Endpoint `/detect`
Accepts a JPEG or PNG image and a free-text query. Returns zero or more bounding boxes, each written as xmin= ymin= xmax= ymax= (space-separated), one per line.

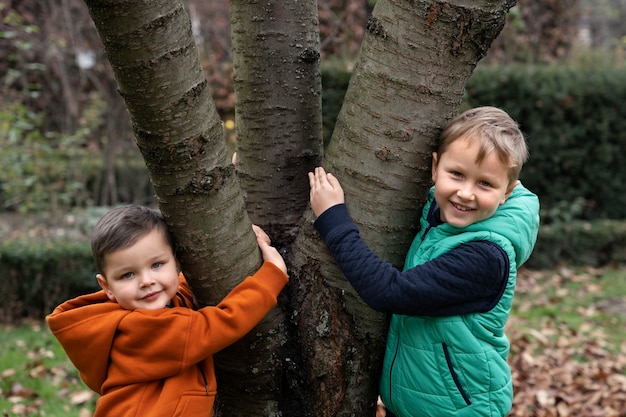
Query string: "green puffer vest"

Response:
xmin=379 ymin=185 xmax=539 ymax=417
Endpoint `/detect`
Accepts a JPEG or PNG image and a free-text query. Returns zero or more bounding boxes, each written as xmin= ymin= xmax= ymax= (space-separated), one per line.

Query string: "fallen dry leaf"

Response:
xmin=79 ymin=407 xmax=93 ymax=417
xmin=1 ymin=368 xmax=17 ymax=379
xmin=70 ymin=389 xmax=95 ymax=405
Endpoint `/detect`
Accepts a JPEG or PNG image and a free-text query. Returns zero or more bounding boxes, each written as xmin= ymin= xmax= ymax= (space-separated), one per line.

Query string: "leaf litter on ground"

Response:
xmin=508 ymin=265 xmax=626 ymax=416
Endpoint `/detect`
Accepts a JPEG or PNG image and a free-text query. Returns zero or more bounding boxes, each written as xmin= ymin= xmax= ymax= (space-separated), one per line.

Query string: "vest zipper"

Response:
xmin=442 ymin=342 xmax=471 ymax=406
xmin=387 ymin=323 xmax=401 ymax=410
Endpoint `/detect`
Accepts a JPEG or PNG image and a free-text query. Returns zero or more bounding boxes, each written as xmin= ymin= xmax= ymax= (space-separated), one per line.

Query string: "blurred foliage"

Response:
xmin=0 ymin=103 xmax=91 ymax=214
xmin=3 ymin=0 xmax=625 ymax=217
xmin=4 ymin=61 xmax=626 ymax=222
xmin=321 ymin=63 xmax=351 ymax=145
xmin=0 ymin=237 xmax=96 ymax=322
xmin=485 ymin=0 xmax=580 ymax=65
xmin=0 ymin=102 xmax=154 ymax=214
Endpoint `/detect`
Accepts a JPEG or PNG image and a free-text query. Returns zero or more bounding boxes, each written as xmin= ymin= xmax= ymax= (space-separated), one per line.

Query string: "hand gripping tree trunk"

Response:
xmin=81 ymin=0 xmax=515 ymax=415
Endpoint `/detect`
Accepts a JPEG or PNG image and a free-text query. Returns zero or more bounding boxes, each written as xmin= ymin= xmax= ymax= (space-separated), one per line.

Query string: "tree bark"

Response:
xmin=231 ymin=0 xmax=324 ymax=244
xmin=211 ymin=1 xmax=324 ymax=414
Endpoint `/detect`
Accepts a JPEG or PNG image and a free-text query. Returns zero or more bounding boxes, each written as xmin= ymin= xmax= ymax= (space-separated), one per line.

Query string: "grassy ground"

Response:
xmin=512 ymin=265 xmax=626 ymax=353
xmin=0 ymin=322 xmax=95 ymax=416
xmin=0 ymin=265 xmax=625 ymax=416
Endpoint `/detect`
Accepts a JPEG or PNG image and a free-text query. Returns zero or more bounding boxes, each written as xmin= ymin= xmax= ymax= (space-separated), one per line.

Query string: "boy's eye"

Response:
xmin=151 ymin=262 xmax=162 ymax=269
xmin=120 ymin=272 xmax=134 ymax=280
xmin=479 ymin=180 xmax=491 ymax=187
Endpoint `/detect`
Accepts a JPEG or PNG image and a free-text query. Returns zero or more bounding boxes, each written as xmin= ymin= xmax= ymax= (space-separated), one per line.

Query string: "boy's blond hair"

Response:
xmin=438 ymin=106 xmax=528 ymax=183
xmin=91 ymin=205 xmax=174 ymax=274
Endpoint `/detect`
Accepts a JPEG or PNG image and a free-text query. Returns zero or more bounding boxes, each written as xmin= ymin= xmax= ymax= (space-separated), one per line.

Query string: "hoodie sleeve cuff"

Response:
xmin=256 ymin=261 xmax=289 ymax=296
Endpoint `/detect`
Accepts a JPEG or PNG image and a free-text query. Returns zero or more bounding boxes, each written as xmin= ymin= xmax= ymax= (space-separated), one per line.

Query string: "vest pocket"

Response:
xmin=440 ymin=342 xmax=472 ymax=408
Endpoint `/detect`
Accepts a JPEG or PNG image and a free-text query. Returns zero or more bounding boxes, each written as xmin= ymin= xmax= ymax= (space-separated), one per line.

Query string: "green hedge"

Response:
xmin=0 ymin=208 xmax=110 ymax=322
xmin=321 ymin=67 xmax=351 ymax=145
xmin=528 ymin=220 xmax=626 ymax=269
xmin=0 ymin=238 xmax=97 ymax=322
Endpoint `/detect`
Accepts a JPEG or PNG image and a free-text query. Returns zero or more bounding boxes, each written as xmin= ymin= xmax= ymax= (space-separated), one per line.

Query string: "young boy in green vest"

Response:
xmin=308 ymin=106 xmax=540 ymax=416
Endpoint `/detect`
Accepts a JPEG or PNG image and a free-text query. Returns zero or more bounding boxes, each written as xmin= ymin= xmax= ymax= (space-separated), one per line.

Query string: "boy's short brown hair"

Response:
xmin=438 ymin=106 xmax=528 ymax=183
xmin=91 ymin=205 xmax=173 ymax=274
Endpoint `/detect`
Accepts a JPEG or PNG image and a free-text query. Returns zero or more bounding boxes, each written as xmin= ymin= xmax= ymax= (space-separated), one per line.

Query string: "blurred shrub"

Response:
xmin=0 ymin=103 xmax=154 ymax=214
xmin=0 ymin=236 xmax=96 ymax=322
xmin=528 ymin=219 xmax=626 ymax=269
xmin=0 ymin=103 xmax=90 ymax=213
xmin=0 ymin=207 xmax=112 ymax=322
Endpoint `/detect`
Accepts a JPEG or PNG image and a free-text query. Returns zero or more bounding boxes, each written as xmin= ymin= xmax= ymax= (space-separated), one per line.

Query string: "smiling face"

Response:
xmin=96 ymin=228 xmax=180 ymax=310
xmin=431 ymin=135 xmax=518 ymax=228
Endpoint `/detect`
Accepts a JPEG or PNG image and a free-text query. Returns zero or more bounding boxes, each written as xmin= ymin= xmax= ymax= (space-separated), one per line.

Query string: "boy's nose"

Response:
xmin=457 ymin=184 xmax=475 ymax=200
xmin=138 ymin=272 xmax=156 ymax=287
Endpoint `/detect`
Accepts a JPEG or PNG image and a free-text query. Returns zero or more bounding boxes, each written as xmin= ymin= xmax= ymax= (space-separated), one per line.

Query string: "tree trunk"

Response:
xmin=288 ymin=0 xmax=515 ymax=415
xmin=212 ymin=1 xmax=324 ymax=414
xmin=81 ymin=0 xmax=515 ymax=415
xmin=230 ymin=0 xmax=324 ymax=244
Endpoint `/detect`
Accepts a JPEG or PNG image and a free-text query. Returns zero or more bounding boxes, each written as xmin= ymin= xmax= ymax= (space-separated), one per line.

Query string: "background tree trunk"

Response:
xmin=82 ymin=0 xmax=515 ymax=415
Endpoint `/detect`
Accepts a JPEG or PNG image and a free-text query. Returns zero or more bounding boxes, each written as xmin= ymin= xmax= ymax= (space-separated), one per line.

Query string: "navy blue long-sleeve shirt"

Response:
xmin=313 ymin=203 xmax=510 ymax=317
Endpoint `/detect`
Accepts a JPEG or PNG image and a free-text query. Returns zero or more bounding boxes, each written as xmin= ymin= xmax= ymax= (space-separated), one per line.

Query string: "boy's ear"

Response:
xmin=500 ymin=180 xmax=520 ymax=205
xmin=96 ymin=273 xmax=116 ymax=301
xmin=431 ymin=152 xmax=439 ymax=183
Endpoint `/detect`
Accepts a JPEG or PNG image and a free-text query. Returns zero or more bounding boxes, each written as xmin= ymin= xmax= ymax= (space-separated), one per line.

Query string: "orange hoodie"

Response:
xmin=46 ymin=261 xmax=288 ymax=417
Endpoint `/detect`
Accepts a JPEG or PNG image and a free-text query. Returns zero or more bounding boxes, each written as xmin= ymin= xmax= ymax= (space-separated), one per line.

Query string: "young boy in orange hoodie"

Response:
xmin=46 ymin=205 xmax=288 ymax=416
